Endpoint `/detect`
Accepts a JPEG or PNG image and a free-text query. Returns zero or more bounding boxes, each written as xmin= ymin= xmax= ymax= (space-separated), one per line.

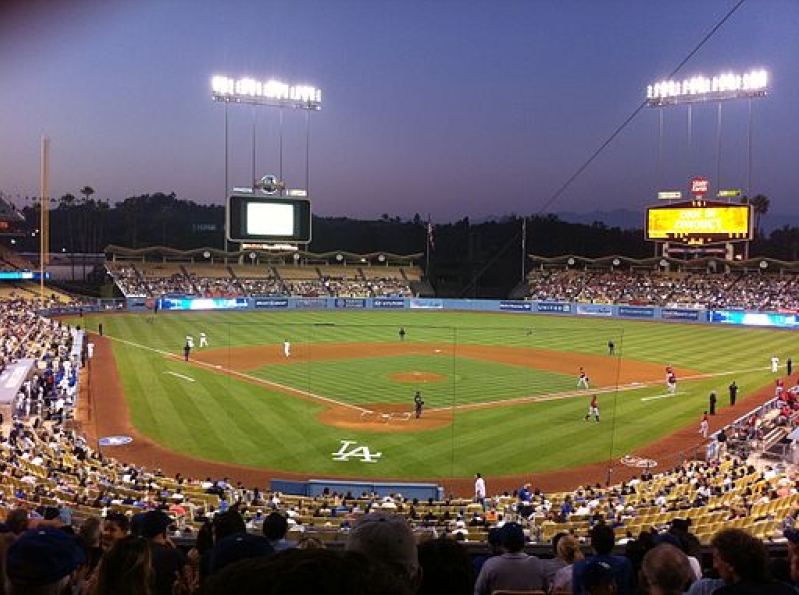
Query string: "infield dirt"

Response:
xmin=81 ymin=336 xmax=777 ymax=496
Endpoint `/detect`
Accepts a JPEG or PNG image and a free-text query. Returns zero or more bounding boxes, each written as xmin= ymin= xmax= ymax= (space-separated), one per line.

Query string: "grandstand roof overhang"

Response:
xmin=104 ymin=245 xmax=422 ymax=267
xmin=527 ymin=254 xmax=799 ymax=273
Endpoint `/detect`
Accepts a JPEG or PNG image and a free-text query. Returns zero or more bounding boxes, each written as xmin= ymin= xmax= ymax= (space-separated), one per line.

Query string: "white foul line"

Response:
xmin=166 ymin=371 xmax=195 ymax=382
xmin=110 ymin=336 xmax=370 ymax=414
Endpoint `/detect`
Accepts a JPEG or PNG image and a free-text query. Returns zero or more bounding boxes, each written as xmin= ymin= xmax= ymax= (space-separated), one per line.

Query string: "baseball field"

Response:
xmin=74 ymin=309 xmax=793 ymax=492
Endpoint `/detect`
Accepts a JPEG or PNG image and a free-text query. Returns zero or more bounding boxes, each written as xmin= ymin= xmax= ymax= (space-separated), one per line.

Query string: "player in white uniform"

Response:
xmin=577 ymin=368 xmax=589 ymax=389
xmin=283 ymin=340 xmax=291 ymax=358
xmin=772 ymin=355 xmax=780 ymax=373
xmin=186 ymin=335 xmax=194 ymax=349
xmin=199 ymin=332 xmax=208 ymax=348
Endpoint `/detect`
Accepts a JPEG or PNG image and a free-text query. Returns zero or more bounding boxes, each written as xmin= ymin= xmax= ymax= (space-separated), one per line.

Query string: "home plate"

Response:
xmin=434 ymin=349 xmax=441 ymax=353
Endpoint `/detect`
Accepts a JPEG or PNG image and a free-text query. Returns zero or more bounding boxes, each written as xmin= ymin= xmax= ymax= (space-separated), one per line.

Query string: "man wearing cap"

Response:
xmin=345 ymin=512 xmax=422 ymax=595
xmin=572 ymin=523 xmax=634 ymax=595
xmin=474 ymin=522 xmax=545 ymax=595
xmin=140 ymin=509 xmax=186 ymax=595
xmin=5 ymin=527 xmax=86 ymax=595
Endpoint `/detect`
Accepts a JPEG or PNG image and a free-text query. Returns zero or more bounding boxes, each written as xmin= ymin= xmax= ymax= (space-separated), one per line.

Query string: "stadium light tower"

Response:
xmin=646 ymin=69 xmax=769 ymax=199
xmin=211 ymin=75 xmax=322 ymax=252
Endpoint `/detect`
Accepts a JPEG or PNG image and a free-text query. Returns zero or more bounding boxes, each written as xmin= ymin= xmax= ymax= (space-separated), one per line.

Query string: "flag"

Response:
xmin=427 ymin=222 xmax=435 ymax=251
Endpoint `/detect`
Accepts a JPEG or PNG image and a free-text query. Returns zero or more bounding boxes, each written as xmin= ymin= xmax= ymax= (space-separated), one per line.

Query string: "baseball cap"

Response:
xmin=582 ymin=560 xmax=615 ymax=589
xmin=209 ymin=533 xmax=274 ymax=574
xmin=139 ymin=510 xmax=173 ymax=539
xmin=6 ymin=528 xmax=86 ymax=586
xmin=784 ymin=528 xmax=799 ymax=544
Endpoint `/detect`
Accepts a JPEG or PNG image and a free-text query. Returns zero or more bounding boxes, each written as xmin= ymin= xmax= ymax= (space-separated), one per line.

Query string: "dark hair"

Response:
xmin=711 ymin=528 xmax=770 ymax=582
xmin=590 ymin=523 xmax=615 ymax=555
xmin=93 ymin=535 xmax=153 ymax=595
xmin=104 ymin=512 xmax=130 ymax=533
xmin=213 ymin=510 xmax=246 ymax=542
xmin=5 ymin=509 xmax=29 ymax=534
xmin=417 ymin=538 xmax=472 ymax=595
xmin=500 ymin=522 xmax=525 ymax=552
xmin=262 ymin=512 xmax=289 ymax=541
xmin=201 ymin=548 xmax=407 ymax=595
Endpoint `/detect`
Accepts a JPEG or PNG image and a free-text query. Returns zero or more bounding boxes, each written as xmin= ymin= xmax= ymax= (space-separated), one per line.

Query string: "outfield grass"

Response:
xmin=76 ymin=310 xmax=794 ymax=480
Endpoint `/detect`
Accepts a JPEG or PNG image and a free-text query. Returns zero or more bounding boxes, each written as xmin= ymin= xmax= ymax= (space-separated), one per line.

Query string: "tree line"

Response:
xmin=5 ymin=189 xmax=799 ymax=296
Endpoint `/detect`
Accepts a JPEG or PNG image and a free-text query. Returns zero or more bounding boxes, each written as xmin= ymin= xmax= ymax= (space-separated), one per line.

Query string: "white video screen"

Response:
xmin=246 ymin=202 xmax=294 ymax=236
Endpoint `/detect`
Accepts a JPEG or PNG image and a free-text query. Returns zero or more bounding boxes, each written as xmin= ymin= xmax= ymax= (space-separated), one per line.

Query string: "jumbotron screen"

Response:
xmin=646 ymin=202 xmax=752 ymax=245
xmin=226 ymin=194 xmax=312 ymax=243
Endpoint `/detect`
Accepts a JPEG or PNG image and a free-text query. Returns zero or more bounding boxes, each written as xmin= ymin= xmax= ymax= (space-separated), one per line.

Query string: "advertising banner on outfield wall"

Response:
xmin=373 ymin=298 xmax=405 ymax=309
xmin=710 ymin=310 xmax=799 ymax=328
xmin=499 ymin=301 xmax=532 ymax=312
xmin=254 ymin=298 xmax=289 ymax=309
xmin=294 ymin=298 xmax=328 ymax=310
xmin=334 ymin=298 xmax=366 ymax=309
xmin=576 ymin=304 xmax=613 ymax=317
xmin=410 ymin=298 xmax=444 ymax=310
xmin=617 ymin=306 xmax=655 ymax=318
xmin=159 ymin=297 xmax=249 ymax=311
xmin=536 ymin=302 xmax=571 ymax=313
xmin=661 ymin=308 xmax=702 ymax=321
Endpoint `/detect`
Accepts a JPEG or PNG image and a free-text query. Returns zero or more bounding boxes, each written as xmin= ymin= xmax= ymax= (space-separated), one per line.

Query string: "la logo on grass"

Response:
xmin=332 ymin=440 xmax=382 ymax=463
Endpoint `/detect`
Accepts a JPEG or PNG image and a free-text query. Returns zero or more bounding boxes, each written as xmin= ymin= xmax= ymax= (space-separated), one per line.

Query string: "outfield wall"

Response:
xmin=92 ymin=296 xmax=799 ymax=329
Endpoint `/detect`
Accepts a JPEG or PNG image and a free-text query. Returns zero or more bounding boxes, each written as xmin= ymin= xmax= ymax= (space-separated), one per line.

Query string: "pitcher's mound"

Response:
xmin=318 ymin=403 xmax=452 ymax=433
xmin=389 ymin=371 xmax=445 ymax=383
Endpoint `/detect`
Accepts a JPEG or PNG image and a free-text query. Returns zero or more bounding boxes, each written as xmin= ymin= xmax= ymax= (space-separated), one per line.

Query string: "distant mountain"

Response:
xmin=556 ymin=209 xmax=799 ymax=234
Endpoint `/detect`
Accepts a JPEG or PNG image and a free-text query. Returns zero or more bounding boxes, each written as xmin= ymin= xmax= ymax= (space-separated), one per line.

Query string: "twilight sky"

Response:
xmin=1 ymin=0 xmax=797 ymax=223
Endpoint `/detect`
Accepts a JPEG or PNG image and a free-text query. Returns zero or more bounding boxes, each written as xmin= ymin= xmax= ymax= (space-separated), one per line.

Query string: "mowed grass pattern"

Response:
xmin=257 ymin=354 xmax=577 ymax=408
xmin=77 ymin=310 xmax=797 ymax=479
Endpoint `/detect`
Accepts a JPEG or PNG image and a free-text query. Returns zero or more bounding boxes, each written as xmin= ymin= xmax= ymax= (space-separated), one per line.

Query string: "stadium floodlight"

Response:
xmin=646 ymin=69 xmax=768 ymax=106
xmin=211 ymin=75 xmax=321 ymax=110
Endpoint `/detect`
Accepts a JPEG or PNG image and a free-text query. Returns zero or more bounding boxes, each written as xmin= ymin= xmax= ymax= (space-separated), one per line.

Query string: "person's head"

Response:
xmin=5 ymin=527 xmax=86 ymax=595
xmin=711 ymin=527 xmax=769 ymax=584
xmin=93 ymin=534 xmax=153 ymax=595
xmin=213 ymin=509 xmax=247 ymax=542
xmin=78 ymin=516 xmax=102 ymax=548
xmin=486 ymin=527 xmax=503 ymax=553
xmin=499 ymin=522 xmax=526 ymax=553
xmin=590 ymin=523 xmax=616 ymax=555
xmin=416 ymin=538 xmax=472 ymax=595
xmin=297 ymin=536 xmax=325 ymax=549
xmin=138 ymin=510 xmax=172 ymax=541
xmin=101 ymin=512 xmax=130 ymax=549
xmin=262 ymin=511 xmax=289 ymax=541
xmin=640 ymin=543 xmax=693 ymax=595
xmin=203 ymin=547 xmax=406 ymax=595
xmin=345 ymin=512 xmax=421 ymax=594
xmin=556 ymin=534 xmax=584 ymax=564
xmin=550 ymin=530 xmax=567 ymax=555
xmin=209 ymin=533 xmax=274 ymax=576
xmin=582 ymin=560 xmax=616 ymax=595
xmin=5 ymin=508 xmax=30 ymax=534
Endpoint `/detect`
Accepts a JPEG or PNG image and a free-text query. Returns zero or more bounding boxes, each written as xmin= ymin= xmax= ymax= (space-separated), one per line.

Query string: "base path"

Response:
xmin=79 ymin=335 xmax=775 ymax=497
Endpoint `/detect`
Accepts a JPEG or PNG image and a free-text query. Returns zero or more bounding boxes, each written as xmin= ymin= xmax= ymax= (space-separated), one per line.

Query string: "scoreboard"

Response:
xmin=646 ymin=201 xmax=752 ymax=245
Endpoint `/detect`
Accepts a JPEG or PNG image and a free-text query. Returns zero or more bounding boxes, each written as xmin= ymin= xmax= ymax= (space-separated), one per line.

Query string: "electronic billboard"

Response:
xmin=226 ymin=194 xmax=311 ymax=243
xmin=646 ymin=201 xmax=752 ymax=245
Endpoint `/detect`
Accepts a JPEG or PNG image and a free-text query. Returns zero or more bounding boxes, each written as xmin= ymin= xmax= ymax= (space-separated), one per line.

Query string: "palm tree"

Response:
xmin=742 ymin=194 xmax=770 ymax=238
xmin=80 ymin=185 xmax=95 ymax=203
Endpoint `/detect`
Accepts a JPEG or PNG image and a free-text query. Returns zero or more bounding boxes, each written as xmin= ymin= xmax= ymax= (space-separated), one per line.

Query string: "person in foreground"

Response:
xmin=473 ymin=522 xmax=545 ymax=595
xmin=710 ymin=527 xmax=796 ymax=594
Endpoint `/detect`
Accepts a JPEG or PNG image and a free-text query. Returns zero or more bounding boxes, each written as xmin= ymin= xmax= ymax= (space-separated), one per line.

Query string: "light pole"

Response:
xmin=211 ymin=76 xmax=321 ymax=252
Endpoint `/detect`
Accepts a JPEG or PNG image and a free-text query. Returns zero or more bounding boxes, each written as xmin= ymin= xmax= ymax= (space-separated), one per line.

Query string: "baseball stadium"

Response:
xmin=3 ymin=3 xmax=799 ymax=592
